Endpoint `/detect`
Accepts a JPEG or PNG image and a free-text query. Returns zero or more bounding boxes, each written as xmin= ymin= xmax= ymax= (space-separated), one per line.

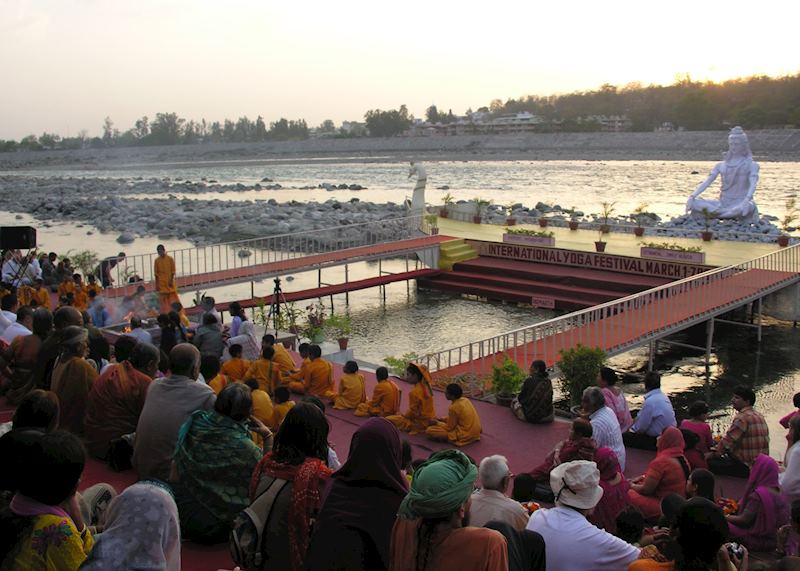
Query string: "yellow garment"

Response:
xmin=273 ymin=400 xmax=296 ymax=427
xmin=221 ymin=357 xmax=251 ymax=381
xmin=154 ymin=254 xmax=177 ymax=294
xmin=246 ymin=358 xmax=281 ymax=394
xmin=355 ymin=380 xmax=401 ymax=417
xmin=271 ymin=343 xmax=295 ymax=371
xmin=284 ymin=357 xmax=310 ymax=383
xmin=208 ymin=373 xmax=234 ymax=395
xmin=387 ymin=381 xmax=436 ymax=434
xmin=251 ymin=388 xmax=275 ymax=429
xmin=288 ymin=358 xmax=335 ymax=398
xmin=73 ymin=288 xmax=88 ymax=311
xmin=426 ymin=397 xmax=482 ymax=446
xmin=333 ymin=372 xmax=366 ymax=410
xmin=2 ymin=514 xmax=94 ymax=571
xmin=58 ymin=280 xmax=76 ymax=298
xmin=178 ymin=311 xmax=190 ymax=328
xmin=28 ymin=286 xmax=51 ymax=309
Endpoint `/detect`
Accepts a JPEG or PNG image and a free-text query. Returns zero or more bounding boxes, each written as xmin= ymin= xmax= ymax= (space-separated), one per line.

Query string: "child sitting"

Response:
xmin=333 ymin=360 xmax=366 ymax=410
xmin=681 ymin=428 xmax=708 ymax=470
xmin=220 ymin=344 xmax=250 ymax=381
xmin=272 ymin=386 xmax=295 ymax=427
xmin=679 ymin=400 xmax=714 ymax=454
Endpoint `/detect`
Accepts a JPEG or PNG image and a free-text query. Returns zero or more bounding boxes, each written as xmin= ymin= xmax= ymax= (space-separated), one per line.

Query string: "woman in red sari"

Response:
xmin=628 ymin=427 xmax=689 ymax=520
xmin=589 ymin=447 xmax=630 ymax=532
xmin=248 ymin=402 xmax=333 ymax=571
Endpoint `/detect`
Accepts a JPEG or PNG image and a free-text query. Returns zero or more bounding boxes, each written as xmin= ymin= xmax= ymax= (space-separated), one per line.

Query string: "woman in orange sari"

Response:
xmin=50 ymin=326 xmax=98 ymax=436
xmin=628 ymin=427 xmax=690 ymax=520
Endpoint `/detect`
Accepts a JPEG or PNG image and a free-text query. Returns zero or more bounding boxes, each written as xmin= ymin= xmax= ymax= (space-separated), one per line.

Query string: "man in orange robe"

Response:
xmin=154 ymin=245 xmax=179 ymax=314
xmin=287 ymin=344 xmax=334 ymax=398
xmin=426 ymin=383 xmax=482 ymax=446
xmin=387 ymin=362 xmax=436 ymax=435
xmin=355 ymin=366 xmax=400 ymax=417
xmin=262 ymin=333 xmax=295 ymax=371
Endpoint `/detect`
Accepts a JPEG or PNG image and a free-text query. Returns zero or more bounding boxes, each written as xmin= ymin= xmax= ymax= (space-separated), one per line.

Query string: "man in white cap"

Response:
xmin=527 ymin=460 xmax=640 ymax=570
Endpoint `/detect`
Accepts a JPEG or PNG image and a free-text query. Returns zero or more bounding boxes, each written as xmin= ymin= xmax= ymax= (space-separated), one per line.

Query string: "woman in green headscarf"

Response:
xmin=390 ymin=449 xmax=509 ymax=571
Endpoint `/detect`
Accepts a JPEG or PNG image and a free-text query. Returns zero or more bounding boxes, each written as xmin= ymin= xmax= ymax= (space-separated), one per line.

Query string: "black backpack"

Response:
xmin=230 ymin=477 xmax=289 ymax=571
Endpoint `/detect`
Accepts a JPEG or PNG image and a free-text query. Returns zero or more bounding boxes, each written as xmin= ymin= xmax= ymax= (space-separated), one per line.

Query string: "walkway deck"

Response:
xmin=104 ymin=234 xmax=450 ymax=298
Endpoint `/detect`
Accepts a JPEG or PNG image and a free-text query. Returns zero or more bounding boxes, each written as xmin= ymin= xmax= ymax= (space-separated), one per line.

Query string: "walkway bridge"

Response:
xmin=104 ymin=214 xmax=442 ymax=299
xmin=422 ymin=244 xmax=800 ymax=380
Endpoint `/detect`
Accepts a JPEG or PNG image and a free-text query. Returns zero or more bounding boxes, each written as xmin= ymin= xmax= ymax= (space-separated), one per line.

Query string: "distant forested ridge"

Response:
xmin=2 ymin=73 xmax=798 ymax=151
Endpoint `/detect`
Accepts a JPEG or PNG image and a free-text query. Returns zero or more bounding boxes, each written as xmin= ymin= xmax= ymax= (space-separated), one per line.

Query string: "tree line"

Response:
xmin=2 ymin=73 xmax=798 ymax=151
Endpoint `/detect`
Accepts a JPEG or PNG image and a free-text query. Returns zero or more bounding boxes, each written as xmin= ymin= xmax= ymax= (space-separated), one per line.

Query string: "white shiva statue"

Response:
xmin=407 ymin=161 xmax=427 ymax=214
xmin=685 ymin=126 xmax=760 ymax=223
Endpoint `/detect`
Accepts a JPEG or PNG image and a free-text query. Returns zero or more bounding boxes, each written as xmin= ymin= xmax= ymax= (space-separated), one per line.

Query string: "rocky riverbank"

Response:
xmin=0 ymin=175 xmax=407 ymax=245
xmin=0 ymin=130 xmax=798 ymax=171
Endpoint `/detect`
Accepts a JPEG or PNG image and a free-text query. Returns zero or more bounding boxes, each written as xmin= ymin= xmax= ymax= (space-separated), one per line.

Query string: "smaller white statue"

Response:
xmin=407 ymin=161 xmax=427 ymax=214
xmin=685 ymin=126 xmax=760 ymax=223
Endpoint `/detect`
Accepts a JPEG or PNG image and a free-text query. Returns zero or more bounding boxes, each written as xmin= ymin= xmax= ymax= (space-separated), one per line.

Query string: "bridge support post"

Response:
xmin=345 ymin=264 xmax=349 ymax=304
xmin=757 ymin=297 xmax=763 ymax=342
xmin=705 ymin=318 xmax=715 ymax=369
xmin=647 ymin=341 xmax=656 ymax=372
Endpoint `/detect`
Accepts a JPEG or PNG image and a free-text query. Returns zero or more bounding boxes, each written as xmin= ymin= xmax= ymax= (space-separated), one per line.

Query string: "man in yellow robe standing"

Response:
xmin=154 ymin=245 xmax=179 ymax=314
xmin=426 ymin=383 xmax=482 ymax=446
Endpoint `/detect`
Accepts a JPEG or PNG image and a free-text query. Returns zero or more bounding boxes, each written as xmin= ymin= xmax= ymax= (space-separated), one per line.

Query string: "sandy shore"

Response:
xmin=0 ymin=129 xmax=798 ymax=171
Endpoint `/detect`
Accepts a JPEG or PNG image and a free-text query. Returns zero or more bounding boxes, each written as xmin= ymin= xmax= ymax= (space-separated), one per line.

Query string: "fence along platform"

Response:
xmin=104 ymin=214 xmax=440 ymax=297
xmin=423 ymin=243 xmax=800 ymax=379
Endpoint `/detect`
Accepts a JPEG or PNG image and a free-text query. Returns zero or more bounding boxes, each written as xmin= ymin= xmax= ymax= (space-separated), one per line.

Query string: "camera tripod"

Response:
xmin=264 ymin=277 xmax=292 ymax=337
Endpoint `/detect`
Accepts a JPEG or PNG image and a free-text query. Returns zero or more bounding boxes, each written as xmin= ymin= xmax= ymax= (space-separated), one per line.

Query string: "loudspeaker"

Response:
xmin=0 ymin=226 xmax=37 ymax=250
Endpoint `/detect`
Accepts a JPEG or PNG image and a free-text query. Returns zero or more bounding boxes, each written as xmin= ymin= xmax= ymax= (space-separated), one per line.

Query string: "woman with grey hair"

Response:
xmin=171 ymin=382 xmax=270 ymax=544
xmin=582 ymin=386 xmax=626 ymax=471
xmin=50 ymin=325 xmax=97 ymax=435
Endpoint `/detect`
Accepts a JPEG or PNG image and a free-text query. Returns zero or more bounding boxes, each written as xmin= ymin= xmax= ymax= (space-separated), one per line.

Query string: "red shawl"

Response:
xmin=250 ymin=452 xmax=332 ymax=571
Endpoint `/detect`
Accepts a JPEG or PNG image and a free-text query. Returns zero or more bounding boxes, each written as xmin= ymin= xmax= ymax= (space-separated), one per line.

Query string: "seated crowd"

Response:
xmin=0 ymin=281 xmax=796 ymax=571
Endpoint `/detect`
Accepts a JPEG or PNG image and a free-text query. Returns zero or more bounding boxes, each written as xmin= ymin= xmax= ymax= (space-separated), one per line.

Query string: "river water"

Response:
xmin=4 ymin=159 xmax=799 ymax=458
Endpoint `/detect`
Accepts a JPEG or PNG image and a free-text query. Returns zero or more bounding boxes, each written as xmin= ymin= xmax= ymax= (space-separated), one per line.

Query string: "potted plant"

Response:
xmin=503 ymin=228 xmax=555 ymax=247
xmin=303 ymin=302 xmax=326 ymax=343
xmin=472 ymin=197 xmax=491 ymax=224
xmin=778 ymin=198 xmax=798 ymax=247
xmin=491 ymin=354 xmax=526 ymax=407
xmin=505 ymin=203 xmax=517 ymax=226
xmin=425 ymin=213 xmax=439 ymax=235
xmin=324 ymin=313 xmax=352 ymax=350
xmin=631 ymin=202 xmax=649 ymax=237
xmin=440 ymin=192 xmax=454 ymax=218
xmin=595 ymin=229 xmax=607 ymax=252
xmin=557 ymin=344 xmax=606 ymax=407
xmin=538 ymin=216 xmax=549 ymax=228
xmin=599 ymin=201 xmax=615 ymax=234
xmin=568 ymin=207 xmax=580 ymax=231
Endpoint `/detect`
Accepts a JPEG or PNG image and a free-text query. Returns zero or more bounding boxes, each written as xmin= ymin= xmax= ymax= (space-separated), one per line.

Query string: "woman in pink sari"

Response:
xmin=728 ymin=453 xmax=789 ymax=551
xmin=588 ymin=447 xmax=630 ymax=532
xmin=597 ymin=367 xmax=632 ymax=432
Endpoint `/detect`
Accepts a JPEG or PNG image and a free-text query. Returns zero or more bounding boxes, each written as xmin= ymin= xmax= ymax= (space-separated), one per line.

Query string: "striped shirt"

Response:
xmin=590 ymin=406 xmax=626 ymax=471
xmin=719 ymin=406 xmax=769 ymax=466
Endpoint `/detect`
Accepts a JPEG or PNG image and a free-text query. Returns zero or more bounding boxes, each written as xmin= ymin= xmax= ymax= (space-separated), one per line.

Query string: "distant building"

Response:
xmin=340 ymin=121 xmax=368 ymax=137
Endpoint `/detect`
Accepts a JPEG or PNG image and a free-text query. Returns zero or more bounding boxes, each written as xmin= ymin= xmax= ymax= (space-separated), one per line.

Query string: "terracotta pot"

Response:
xmin=595 ymin=241 xmax=607 ymax=252
xmin=430 ymin=227 xmax=439 ymax=235
xmin=495 ymin=394 xmax=514 ymax=407
xmin=634 ymin=227 xmax=645 ymax=237
xmin=778 ymin=235 xmax=790 ymax=247
xmin=569 ymin=220 xmax=579 ymax=231
xmin=506 ymin=217 xmax=517 ymax=226
xmin=701 ymin=231 xmax=713 ymax=242
xmin=600 ymin=224 xmax=610 ymax=234
xmin=439 ymin=209 xmax=449 ymax=218
xmin=337 ymin=337 xmax=349 ymax=351
xmin=538 ymin=218 xmax=549 ymax=228
xmin=473 ymin=216 xmax=482 ymax=224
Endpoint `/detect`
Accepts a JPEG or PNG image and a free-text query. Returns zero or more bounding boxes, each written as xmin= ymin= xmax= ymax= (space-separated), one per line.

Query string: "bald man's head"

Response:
xmin=169 ymin=343 xmax=200 ymax=379
xmin=53 ymin=307 xmax=83 ymax=332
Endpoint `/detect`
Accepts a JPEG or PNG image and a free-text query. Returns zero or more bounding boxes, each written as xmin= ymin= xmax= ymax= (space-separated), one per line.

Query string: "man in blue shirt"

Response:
xmin=623 ymin=371 xmax=677 ymax=450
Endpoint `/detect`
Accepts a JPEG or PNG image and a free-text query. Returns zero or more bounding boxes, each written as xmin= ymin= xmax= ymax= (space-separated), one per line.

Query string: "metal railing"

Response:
xmin=422 ymin=242 xmax=800 ymax=378
xmin=110 ymin=214 xmax=423 ymax=295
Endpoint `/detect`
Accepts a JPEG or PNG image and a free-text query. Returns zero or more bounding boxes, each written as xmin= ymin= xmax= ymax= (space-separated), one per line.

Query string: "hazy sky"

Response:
xmin=1 ymin=0 xmax=798 ymax=139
